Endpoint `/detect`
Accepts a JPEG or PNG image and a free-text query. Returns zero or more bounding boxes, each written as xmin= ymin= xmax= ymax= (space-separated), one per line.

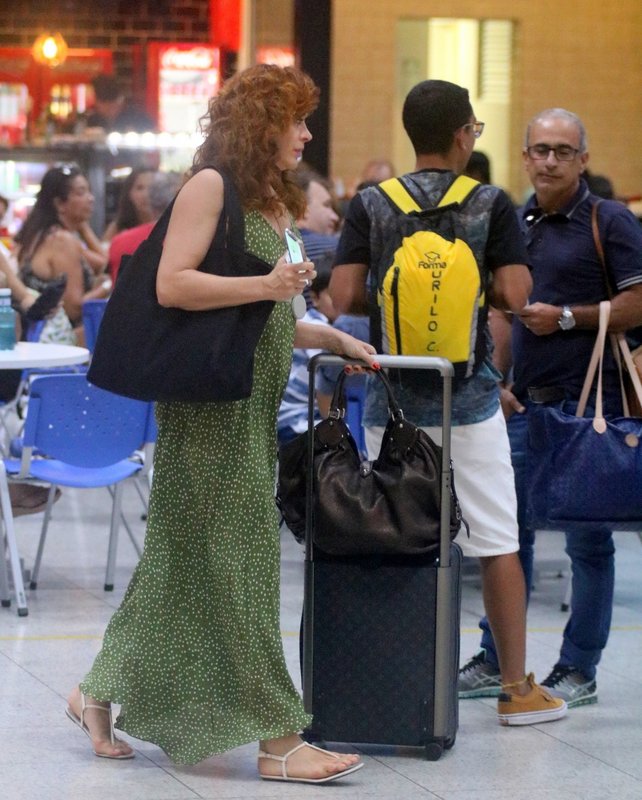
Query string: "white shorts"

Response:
xmin=365 ymin=407 xmax=518 ymax=558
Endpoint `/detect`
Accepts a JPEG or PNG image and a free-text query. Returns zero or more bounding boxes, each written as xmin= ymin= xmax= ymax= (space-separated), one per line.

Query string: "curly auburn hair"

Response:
xmin=192 ymin=64 xmax=319 ymax=217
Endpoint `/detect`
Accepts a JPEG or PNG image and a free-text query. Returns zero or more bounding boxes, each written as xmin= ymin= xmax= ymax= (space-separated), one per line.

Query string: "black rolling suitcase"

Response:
xmin=301 ymin=354 xmax=462 ymax=761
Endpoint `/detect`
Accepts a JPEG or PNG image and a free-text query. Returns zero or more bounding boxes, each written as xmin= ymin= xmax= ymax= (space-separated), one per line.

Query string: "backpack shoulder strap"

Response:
xmin=378 ymin=174 xmax=480 ymax=214
xmin=438 ymin=175 xmax=480 ymax=208
xmin=377 ymin=178 xmax=422 ymax=214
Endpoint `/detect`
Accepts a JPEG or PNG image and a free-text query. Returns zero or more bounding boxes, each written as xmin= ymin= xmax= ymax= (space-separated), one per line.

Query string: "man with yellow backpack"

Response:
xmin=330 ymin=79 xmax=566 ymax=726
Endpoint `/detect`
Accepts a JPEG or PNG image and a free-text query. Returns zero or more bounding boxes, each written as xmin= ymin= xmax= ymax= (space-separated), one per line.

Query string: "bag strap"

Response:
xmin=138 ymin=167 xmax=245 ymax=261
xmin=576 ymin=300 xmax=609 ymax=430
xmin=140 ymin=197 xmax=176 ymax=248
xmin=377 ymin=174 xmax=479 ymax=215
xmin=575 ymin=302 xmax=642 ymax=421
xmin=591 ymin=200 xmax=612 ymax=297
xmin=439 ymin=174 xmax=480 ymax=207
xmin=616 ymin=331 xmax=642 ymax=412
xmin=591 ymin=200 xmax=634 ymax=414
xmin=328 ymin=367 xmax=403 ymax=421
xmin=573 ymin=301 xmax=642 ymax=425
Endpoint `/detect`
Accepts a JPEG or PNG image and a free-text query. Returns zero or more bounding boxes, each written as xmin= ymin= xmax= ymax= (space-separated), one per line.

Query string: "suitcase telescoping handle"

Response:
xmin=306 ymin=354 xmax=454 ymax=566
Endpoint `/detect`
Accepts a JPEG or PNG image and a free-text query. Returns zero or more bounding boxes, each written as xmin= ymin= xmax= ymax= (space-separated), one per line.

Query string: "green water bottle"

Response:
xmin=0 ymin=287 xmax=17 ymax=350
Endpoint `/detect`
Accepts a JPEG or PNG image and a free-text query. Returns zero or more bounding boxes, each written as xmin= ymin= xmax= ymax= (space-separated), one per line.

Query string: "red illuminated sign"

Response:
xmin=160 ymin=46 xmax=217 ymax=71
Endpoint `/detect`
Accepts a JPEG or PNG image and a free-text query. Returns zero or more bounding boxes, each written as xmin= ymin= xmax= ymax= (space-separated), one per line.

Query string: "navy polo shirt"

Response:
xmin=512 ymin=179 xmax=642 ymax=406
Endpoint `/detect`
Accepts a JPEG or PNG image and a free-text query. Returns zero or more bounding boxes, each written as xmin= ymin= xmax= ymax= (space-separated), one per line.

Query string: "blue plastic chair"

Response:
xmin=83 ymin=298 xmax=153 ymax=522
xmin=81 ymin=298 xmax=108 ymax=352
xmin=1 ymin=373 xmax=156 ymax=598
xmin=1 ymin=319 xmax=89 ymax=457
xmin=25 ymin=319 xmax=45 ymax=342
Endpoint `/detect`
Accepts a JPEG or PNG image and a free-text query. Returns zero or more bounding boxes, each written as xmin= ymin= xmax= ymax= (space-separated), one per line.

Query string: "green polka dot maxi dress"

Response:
xmin=80 ymin=212 xmax=312 ymax=765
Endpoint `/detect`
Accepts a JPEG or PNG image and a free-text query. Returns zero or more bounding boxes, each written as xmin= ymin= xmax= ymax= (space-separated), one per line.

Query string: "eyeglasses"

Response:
xmin=525 ymin=144 xmax=580 ymax=162
xmin=462 ymin=121 xmax=485 ymax=138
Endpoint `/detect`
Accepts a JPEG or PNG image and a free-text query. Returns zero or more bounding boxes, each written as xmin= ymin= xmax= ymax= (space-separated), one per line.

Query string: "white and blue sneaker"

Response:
xmin=458 ymin=648 xmax=502 ymax=699
xmin=542 ymin=665 xmax=598 ymax=708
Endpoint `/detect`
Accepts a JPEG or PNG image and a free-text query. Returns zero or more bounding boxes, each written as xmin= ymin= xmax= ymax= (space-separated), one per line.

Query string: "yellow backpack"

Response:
xmin=376 ymin=175 xmax=486 ymax=379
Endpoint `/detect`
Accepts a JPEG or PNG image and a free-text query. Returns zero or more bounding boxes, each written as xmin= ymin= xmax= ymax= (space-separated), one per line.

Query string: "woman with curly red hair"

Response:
xmin=66 ymin=64 xmax=372 ymax=784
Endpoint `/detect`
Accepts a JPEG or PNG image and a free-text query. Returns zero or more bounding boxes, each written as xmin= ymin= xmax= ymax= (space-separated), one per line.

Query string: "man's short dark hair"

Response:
xmin=464 ymin=151 xmax=492 ymax=184
xmin=402 ymin=80 xmax=473 ymax=156
xmin=292 ymin=162 xmax=331 ymax=195
xmin=585 ymin=171 xmax=614 ymax=200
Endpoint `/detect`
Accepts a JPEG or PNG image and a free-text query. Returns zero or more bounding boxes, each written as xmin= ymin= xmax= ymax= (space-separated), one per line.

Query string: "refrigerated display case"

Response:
xmin=146 ymin=43 xmax=221 ymax=135
xmin=0 ymin=83 xmax=29 ymax=147
xmin=0 ymin=46 xmax=113 ymax=142
xmin=256 ymin=46 xmax=295 ymax=67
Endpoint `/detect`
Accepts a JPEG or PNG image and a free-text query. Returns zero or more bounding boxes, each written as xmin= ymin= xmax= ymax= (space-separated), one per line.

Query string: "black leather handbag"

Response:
xmin=277 ymin=368 xmax=465 ymax=556
xmin=88 ymin=168 xmax=274 ymax=403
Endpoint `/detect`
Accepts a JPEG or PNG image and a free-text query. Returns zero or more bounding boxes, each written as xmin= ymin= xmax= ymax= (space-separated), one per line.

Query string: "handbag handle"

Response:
xmin=615 ymin=330 xmax=642 ymax=411
xmin=327 ymin=367 xmax=403 ymax=421
xmin=577 ymin=301 xmax=642 ymax=422
xmin=576 ymin=300 xmax=609 ymax=430
xmin=592 ymin=201 xmax=634 ymax=415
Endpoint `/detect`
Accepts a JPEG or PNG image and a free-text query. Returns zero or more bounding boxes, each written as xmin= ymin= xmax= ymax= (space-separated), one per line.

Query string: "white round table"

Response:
xmin=0 ymin=342 xmax=89 ymax=616
xmin=0 ymin=341 xmax=90 ymax=370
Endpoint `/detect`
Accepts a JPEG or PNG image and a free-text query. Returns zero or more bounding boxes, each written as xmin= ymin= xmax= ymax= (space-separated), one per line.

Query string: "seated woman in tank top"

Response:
xmin=13 ymin=165 xmax=111 ymax=345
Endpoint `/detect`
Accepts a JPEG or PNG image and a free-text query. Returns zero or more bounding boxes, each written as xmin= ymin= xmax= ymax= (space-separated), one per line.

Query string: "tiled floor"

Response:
xmin=1 ymin=483 xmax=641 ymax=800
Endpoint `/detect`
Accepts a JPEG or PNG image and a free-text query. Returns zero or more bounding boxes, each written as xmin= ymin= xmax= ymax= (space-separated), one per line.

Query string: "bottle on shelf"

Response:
xmin=0 ymin=287 xmax=17 ymax=350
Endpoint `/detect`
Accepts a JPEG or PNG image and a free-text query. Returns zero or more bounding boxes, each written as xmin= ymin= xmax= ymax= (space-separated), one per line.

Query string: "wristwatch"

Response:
xmin=558 ymin=305 xmax=576 ymax=331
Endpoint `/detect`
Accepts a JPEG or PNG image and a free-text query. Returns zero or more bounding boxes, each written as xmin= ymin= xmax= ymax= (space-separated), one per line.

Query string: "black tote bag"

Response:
xmin=88 ymin=169 xmax=274 ymax=403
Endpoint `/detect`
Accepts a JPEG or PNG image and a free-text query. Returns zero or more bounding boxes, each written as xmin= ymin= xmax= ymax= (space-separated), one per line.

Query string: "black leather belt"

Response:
xmin=527 ymin=386 xmax=566 ymax=404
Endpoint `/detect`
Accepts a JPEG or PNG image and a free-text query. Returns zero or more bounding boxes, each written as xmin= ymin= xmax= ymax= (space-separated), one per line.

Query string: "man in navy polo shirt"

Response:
xmin=459 ymin=108 xmax=642 ymax=708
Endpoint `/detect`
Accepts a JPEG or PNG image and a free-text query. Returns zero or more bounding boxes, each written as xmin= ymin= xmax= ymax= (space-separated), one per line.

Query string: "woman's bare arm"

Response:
xmin=156 ymin=170 xmax=315 ymax=310
xmin=78 ymin=220 xmax=109 ymax=274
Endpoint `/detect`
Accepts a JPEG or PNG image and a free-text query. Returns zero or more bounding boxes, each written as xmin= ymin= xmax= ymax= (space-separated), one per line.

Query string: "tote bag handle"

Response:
xmin=576 ymin=300 xmax=642 ymax=425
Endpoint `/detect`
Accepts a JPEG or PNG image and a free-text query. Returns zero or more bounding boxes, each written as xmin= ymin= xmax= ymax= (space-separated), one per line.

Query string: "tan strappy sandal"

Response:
xmin=65 ymin=692 xmax=134 ymax=760
xmin=258 ymin=741 xmax=363 ymax=784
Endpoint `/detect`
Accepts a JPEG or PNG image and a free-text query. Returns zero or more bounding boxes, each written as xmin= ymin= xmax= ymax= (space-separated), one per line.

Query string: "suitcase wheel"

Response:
xmin=425 ymin=742 xmax=443 ymax=761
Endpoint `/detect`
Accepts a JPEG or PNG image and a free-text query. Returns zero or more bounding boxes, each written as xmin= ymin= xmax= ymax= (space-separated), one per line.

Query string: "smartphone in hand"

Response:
xmin=284 ymin=228 xmax=307 ymax=319
xmin=284 ymin=228 xmax=305 ymax=263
